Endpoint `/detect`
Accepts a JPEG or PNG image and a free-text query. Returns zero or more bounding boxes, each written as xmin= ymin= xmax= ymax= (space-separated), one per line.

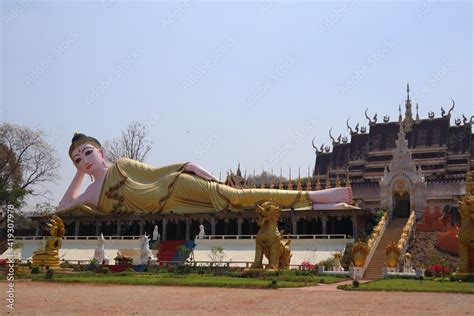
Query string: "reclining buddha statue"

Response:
xmin=56 ymin=133 xmax=353 ymax=215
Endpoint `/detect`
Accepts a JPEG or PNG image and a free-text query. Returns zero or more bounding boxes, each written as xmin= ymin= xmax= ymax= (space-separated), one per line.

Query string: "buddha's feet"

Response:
xmin=308 ymin=187 xmax=352 ymax=204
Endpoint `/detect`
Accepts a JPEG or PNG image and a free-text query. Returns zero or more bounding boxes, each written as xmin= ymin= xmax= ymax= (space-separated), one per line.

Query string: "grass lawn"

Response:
xmin=339 ymin=278 xmax=474 ymax=294
xmin=27 ymin=271 xmax=347 ymax=289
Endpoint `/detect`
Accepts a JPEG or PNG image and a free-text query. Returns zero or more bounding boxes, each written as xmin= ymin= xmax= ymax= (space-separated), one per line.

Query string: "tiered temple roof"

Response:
xmin=314 ymin=85 xmax=473 ymax=186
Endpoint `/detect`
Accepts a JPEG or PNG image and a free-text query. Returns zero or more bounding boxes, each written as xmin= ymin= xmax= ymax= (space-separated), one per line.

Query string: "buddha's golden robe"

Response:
xmin=97 ymin=158 xmax=311 ymax=214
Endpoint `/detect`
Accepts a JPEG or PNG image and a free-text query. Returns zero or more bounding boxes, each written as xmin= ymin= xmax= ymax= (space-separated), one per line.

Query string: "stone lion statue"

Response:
xmin=458 ymin=194 xmax=474 ymax=273
xmin=250 ymin=200 xmax=292 ymax=270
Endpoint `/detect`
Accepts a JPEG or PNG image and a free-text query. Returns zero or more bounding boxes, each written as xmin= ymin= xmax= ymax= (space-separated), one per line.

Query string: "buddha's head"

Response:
xmin=69 ymin=133 xmax=108 ymax=175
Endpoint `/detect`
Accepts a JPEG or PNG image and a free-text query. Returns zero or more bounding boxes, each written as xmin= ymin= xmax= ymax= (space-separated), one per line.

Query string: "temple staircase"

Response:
xmin=364 ymin=218 xmax=407 ymax=280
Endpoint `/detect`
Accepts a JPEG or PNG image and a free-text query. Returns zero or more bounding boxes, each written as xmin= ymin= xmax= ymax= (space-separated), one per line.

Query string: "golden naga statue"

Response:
xmin=32 ymin=215 xmax=65 ymax=267
xmin=458 ymin=164 xmax=474 ymax=274
xmin=250 ymin=201 xmax=292 ymax=270
xmin=56 ymin=133 xmax=353 ymax=216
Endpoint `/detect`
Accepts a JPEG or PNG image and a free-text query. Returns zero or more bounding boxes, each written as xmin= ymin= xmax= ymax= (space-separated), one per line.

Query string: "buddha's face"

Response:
xmin=71 ymin=143 xmax=106 ymax=175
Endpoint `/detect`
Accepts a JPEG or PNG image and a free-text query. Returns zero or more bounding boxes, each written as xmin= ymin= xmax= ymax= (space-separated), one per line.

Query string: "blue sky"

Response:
xmin=1 ymin=0 xmax=472 ymax=210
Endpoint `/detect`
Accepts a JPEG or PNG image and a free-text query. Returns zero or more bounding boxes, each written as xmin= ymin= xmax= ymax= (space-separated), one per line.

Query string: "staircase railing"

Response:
xmin=361 ymin=213 xmax=388 ymax=277
xmin=396 ymin=210 xmax=416 ymax=270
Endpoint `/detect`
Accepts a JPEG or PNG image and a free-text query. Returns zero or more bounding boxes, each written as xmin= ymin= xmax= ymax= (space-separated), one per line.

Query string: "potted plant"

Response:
xmin=352 ymin=241 xmax=369 ymax=267
xmin=385 ymin=241 xmax=401 ymax=268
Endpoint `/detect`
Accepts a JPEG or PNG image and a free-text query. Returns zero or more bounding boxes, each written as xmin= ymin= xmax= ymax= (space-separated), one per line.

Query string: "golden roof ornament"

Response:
xmin=296 ymin=168 xmax=302 ymax=191
xmin=287 ymin=168 xmax=293 ymax=190
xmin=305 ymin=167 xmax=312 ymax=191
xmin=335 ymin=174 xmax=341 ymax=187
xmin=345 ymin=171 xmax=351 ymax=188
xmin=260 ymin=170 xmax=266 ymax=189
xmin=325 ymin=170 xmax=331 ymax=189
xmin=278 ymin=169 xmax=284 ymax=190
xmin=269 ymin=169 xmax=275 ymax=189
xmin=315 ymin=172 xmax=321 ymax=191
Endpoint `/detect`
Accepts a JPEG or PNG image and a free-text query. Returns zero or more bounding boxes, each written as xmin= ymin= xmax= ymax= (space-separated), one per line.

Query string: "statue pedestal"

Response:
xmin=382 ymin=267 xmax=397 ymax=277
xmin=352 ymin=267 xmax=364 ymax=280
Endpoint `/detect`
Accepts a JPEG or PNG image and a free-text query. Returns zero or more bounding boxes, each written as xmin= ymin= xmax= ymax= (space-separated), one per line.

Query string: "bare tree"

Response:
xmin=104 ymin=121 xmax=153 ymax=163
xmin=0 ymin=123 xmax=60 ymax=206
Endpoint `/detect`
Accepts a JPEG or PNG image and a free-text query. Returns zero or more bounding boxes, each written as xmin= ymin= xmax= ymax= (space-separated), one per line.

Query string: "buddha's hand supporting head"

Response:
xmin=69 ymin=132 xmax=108 ymax=176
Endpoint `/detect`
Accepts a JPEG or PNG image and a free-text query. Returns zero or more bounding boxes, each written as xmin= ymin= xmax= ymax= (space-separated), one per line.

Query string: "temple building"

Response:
xmin=30 ymin=85 xmax=472 ymax=241
xmin=314 ymin=84 xmax=473 ymax=219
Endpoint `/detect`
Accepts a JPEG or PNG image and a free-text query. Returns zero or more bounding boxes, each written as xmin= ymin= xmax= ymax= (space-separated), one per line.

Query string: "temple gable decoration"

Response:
xmin=379 ymin=121 xmax=426 ymax=219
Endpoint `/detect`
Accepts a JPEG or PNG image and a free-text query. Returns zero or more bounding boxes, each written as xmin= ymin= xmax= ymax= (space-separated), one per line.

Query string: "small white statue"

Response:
xmin=333 ymin=252 xmax=344 ymax=272
xmin=403 ymin=253 xmax=413 ymax=273
xmin=197 ymin=224 xmax=206 ymax=239
xmin=93 ymin=233 xmax=109 ymax=264
xmin=152 ymin=225 xmax=160 ymax=241
xmin=139 ymin=233 xmax=156 ymax=265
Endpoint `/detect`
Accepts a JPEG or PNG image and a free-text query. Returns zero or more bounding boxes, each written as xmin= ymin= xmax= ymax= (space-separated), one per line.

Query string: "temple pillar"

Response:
xmin=35 ymin=222 xmax=40 ymax=237
xmin=292 ymin=217 xmax=298 ymax=235
xmin=321 ymin=215 xmax=327 ymax=235
xmin=185 ymin=219 xmax=191 ymax=240
xmin=95 ymin=221 xmax=101 ymax=236
xmin=162 ymin=219 xmax=168 ymax=241
xmin=237 ymin=218 xmax=243 ymax=236
xmin=116 ymin=221 xmax=122 ymax=236
xmin=139 ymin=220 xmax=144 ymax=235
xmin=74 ymin=220 xmax=80 ymax=236
xmin=352 ymin=212 xmax=358 ymax=240
xmin=211 ymin=218 xmax=216 ymax=235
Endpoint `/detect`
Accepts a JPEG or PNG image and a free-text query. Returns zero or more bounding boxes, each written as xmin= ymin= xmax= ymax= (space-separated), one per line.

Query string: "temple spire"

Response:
xmin=287 ymin=168 xmax=293 ymax=190
xmin=305 ymin=167 xmax=312 ymax=191
xmin=335 ymin=174 xmax=341 ymax=188
xmin=278 ymin=168 xmax=284 ymax=190
xmin=269 ymin=168 xmax=275 ymax=189
xmin=325 ymin=170 xmax=331 ymax=189
xmin=345 ymin=170 xmax=351 ymax=188
xmin=315 ymin=172 xmax=321 ymax=190
xmin=296 ymin=167 xmax=302 ymax=191
xmin=416 ymin=103 xmax=420 ymax=121
xmin=236 ymin=162 xmax=242 ymax=177
xmin=260 ymin=170 xmax=266 ymax=189
xmin=404 ymin=83 xmax=414 ymax=131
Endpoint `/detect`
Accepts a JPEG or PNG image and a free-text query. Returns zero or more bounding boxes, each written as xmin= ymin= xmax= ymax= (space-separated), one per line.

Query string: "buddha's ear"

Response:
xmin=99 ymin=147 xmax=106 ymax=159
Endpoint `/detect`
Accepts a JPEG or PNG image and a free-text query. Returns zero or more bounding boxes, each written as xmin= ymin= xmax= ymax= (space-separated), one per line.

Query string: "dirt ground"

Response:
xmin=2 ymin=280 xmax=473 ymax=315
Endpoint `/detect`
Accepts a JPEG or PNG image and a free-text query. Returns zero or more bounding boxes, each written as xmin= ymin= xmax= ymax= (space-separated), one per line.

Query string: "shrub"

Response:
xmin=352 ymin=280 xmax=359 ymax=288
xmin=31 ymin=266 xmax=40 ymax=274
xmin=269 ymin=279 xmax=278 ymax=289
xmin=101 ymin=267 xmax=111 ymax=274
xmin=86 ymin=258 xmax=100 ymax=272
xmin=431 ymin=264 xmax=449 ymax=277
xmin=45 ymin=268 xmax=54 ymax=280
xmin=424 ymin=269 xmax=433 ymax=277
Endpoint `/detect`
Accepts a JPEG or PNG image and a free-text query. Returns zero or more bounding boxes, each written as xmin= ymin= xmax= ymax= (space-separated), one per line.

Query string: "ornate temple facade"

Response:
xmin=314 ymin=85 xmax=473 ymax=218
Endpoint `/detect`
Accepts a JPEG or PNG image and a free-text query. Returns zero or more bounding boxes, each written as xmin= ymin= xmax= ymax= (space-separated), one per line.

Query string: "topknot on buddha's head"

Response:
xmin=68 ymin=132 xmax=102 ymax=159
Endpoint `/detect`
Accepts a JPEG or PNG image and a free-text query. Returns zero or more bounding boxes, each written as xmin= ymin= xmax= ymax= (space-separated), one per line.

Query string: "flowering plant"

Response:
xmin=431 ymin=264 xmax=450 ymax=277
xmin=300 ymin=260 xmax=316 ymax=270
